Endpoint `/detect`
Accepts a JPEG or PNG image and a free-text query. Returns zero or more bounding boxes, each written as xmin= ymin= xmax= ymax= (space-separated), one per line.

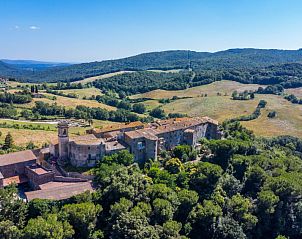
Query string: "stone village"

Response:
xmin=0 ymin=116 xmax=221 ymax=201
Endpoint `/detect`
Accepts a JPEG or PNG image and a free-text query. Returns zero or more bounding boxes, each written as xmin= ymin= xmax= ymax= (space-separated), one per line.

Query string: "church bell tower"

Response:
xmin=58 ymin=121 xmax=69 ymax=159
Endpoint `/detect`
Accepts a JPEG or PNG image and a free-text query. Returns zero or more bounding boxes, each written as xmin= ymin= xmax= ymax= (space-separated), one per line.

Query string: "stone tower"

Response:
xmin=58 ymin=121 xmax=69 ymax=159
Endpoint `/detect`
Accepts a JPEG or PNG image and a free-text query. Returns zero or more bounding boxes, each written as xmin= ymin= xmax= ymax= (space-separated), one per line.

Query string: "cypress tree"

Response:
xmin=3 ymin=132 xmax=13 ymax=150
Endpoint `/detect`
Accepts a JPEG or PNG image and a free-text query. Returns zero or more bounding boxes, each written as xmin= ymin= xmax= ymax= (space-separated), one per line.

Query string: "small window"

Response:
xmin=137 ymin=141 xmax=145 ymax=150
xmin=88 ymin=146 xmax=91 ymax=150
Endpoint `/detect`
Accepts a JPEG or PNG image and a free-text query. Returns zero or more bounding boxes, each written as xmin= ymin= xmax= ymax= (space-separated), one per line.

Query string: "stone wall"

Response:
xmin=0 ymin=159 xmax=36 ymax=178
xmin=25 ymin=166 xmax=55 ymax=190
xmin=69 ymin=142 xmax=105 ymax=167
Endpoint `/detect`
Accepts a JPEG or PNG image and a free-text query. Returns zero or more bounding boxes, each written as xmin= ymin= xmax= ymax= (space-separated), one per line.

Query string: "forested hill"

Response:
xmin=1 ymin=48 xmax=302 ymax=82
xmin=0 ymin=61 xmax=31 ymax=79
xmin=1 ymin=59 xmax=71 ymax=71
xmin=94 ymin=63 xmax=302 ymax=95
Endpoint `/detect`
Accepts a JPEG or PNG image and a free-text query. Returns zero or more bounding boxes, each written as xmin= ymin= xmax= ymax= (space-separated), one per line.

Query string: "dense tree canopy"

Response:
xmin=1 ymin=121 xmax=302 ymax=238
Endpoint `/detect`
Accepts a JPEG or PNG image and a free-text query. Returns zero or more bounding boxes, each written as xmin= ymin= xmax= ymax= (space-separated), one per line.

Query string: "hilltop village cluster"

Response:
xmin=0 ymin=117 xmax=221 ymax=201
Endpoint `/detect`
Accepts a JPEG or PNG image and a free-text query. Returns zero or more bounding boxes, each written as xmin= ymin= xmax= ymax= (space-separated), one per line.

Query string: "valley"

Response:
xmin=1 ymin=49 xmax=302 ymax=149
xmin=1 ymin=76 xmax=302 ymax=149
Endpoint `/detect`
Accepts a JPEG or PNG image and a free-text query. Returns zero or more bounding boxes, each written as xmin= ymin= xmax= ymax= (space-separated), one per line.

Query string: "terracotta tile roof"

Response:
xmin=124 ymin=128 xmax=158 ymax=140
xmin=92 ymin=121 xmax=145 ymax=134
xmin=2 ymin=175 xmax=28 ymax=187
xmin=124 ymin=117 xmax=218 ymax=140
xmin=105 ymin=141 xmax=127 ymax=152
xmin=201 ymin=116 xmax=219 ymax=125
xmin=39 ymin=181 xmax=79 ymax=190
xmin=155 ymin=117 xmax=194 ymax=126
xmin=50 ymin=138 xmax=58 ymax=145
xmin=25 ymin=181 xmax=94 ymax=201
xmin=27 ymin=165 xmax=51 ymax=175
xmin=70 ymin=134 xmax=104 ymax=145
xmin=0 ymin=150 xmax=37 ymax=167
xmin=154 ymin=118 xmax=201 ymax=134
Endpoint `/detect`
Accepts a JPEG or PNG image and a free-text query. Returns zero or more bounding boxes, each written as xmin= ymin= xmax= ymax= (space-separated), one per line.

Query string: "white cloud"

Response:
xmin=14 ymin=25 xmax=20 ymax=29
xmin=29 ymin=25 xmax=40 ymax=30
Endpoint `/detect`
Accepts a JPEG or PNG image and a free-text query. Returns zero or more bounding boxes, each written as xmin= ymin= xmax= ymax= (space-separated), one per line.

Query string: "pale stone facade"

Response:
xmin=50 ymin=117 xmax=221 ymax=167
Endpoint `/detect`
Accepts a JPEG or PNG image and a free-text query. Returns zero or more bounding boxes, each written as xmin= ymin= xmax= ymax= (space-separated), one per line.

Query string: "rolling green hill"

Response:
xmin=1 ymin=48 xmax=302 ymax=83
xmin=93 ymin=63 xmax=302 ymax=95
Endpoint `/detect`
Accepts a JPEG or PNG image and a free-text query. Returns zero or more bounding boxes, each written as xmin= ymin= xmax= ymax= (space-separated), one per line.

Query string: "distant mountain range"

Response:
xmin=1 ymin=48 xmax=302 ymax=83
xmin=1 ymin=59 xmax=72 ymax=71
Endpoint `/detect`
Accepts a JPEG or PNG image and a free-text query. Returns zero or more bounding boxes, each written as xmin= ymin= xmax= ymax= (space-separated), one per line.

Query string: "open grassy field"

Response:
xmin=285 ymin=87 xmax=302 ymax=98
xmin=58 ymin=87 xmax=102 ymax=99
xmin=131 ymin=80 xmax=261 ymax=99
xmin=0 ymin=119 xmax=119 ymax=147
xmin=19 ymin=92 xmax=116 ymax=110
xmin=74 ymin=69 xmax=183 ymax=85
xmin=3 ymin=79 xmax=302 ymax=142
xmin=133 ymin=80 xmax=302 ymax=138
xmin=0 ymin=128 xmax=57 ymax=147
xmin=241 ymin=95 xmax=302 ymax=137
xmin=73 ymin=71 xmax=134 ymax=84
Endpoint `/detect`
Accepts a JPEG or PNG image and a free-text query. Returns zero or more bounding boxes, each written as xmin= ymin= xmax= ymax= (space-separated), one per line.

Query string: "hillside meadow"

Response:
xmin=58 ymin=87 xmax=102 ymax=99
xmin=0 ymin=119 xmax=120 ymax=147
xmin=2 ymin=80 xmax=302 ymax=146
xmin=19 ymin=92 xmax=116 ymax=110
xmin=285 ymin=87 xmax=302 ymax=98
xmin=133 ymin=80 xmax=302 ymax=138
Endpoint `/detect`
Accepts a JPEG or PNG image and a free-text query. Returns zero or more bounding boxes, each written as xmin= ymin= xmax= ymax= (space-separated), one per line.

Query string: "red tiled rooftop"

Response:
xmin=27 ymin=166 xmax=50 ymax=175
xmin=124 ymin=128 xmax=159 ymax=140
xmin=105 ymin=141 xmax=127 ymax=151
xmin=0 ymin=150 xmax=37 ymax=167
xmin=92 ymin=121 xmax=145 ymax=133
xmin=70 ymin=134 xmax=105 ymax=145
xmin=25 ymin=181 xmax=94 ymax=201
xmin=3 ymin=175 xmax=28 ymax=187
xmin=39 ymin=181 xmax=79 ymax=190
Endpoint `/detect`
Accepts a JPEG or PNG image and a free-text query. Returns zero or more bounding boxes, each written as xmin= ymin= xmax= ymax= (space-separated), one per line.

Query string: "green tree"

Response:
xmin=133 ymin=103 xmax=146 ymax=114
xmin=172 ymin=145 xmax=196 ymax=162
xmin=152 ymin=198 xmax=175 ymax=224
xmin=0 ymin=220 xmax=22 ymax=239
xmin=188 ymin=200 xmax=222 ymax=238
xmin=150 ymin=107 xmax=166 ymax=119
xmin=219 ymin=173 xmax=243 ymax=197
xmin=176 ymin=189 xmax=199 ymax=222
xmin=147 ymin=183 xmax=179 ymax=206
xmin=101 ymin=150 xmax=134 ymax=166
xmin=214 ymin=216 xmax=247 ymax=239
xmin=27 ymin=198 xmax=56 ymax=219
xmin=110 ymin=198 xmax=133 ymax=221
xmin=161 ymin=220 xmax=183 ymax=239
xmin=3 ymin=132 xmax=13 ymax=150
xmin=26 ymin=141 xmax=36 ymax=150
xmin=227 ymin=194 xmax=258 ymax=231
xmin=23 ymin=214 xmax=74 ymax=239
xmin=102 ymin=166 xmax=149 ymax=206
xmin=189 ymin=162 xmax=223 ymax=198
xmin=111 ymin=208 xmax=160 ymax=239
xmin=61 ymin=202 xmax=102 ymax=239
xmin=165 ymin=157 xmax=184 ymax=174
xmin=0 ymin=185 xmax=27 ymax=227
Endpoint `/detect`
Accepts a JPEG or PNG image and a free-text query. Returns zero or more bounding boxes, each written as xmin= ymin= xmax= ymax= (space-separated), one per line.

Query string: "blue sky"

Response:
xmin=1 ymin=0 xmax=302 ymax=62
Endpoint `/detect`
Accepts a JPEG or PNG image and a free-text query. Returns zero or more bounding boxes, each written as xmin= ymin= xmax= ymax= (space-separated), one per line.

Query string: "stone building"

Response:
xmin=0 ymin=150 xmax=37 ymax=179
xmin=50 ymin=117 xmax=221 ymax=166
xmin=0 ymin=150 xmax=54 ymax=189
xmin=124 ymin=117 xmax=220 ymax=162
